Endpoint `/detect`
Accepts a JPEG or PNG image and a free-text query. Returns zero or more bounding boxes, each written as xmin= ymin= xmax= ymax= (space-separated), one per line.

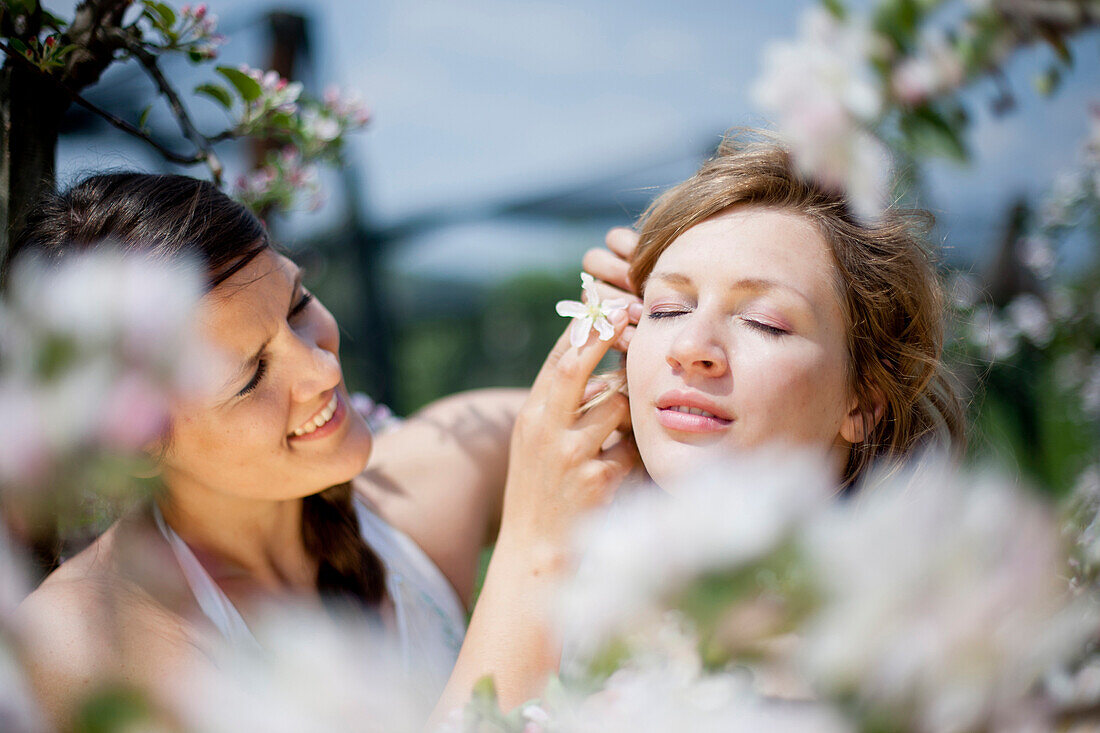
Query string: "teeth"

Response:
xmin=670 ymin=405 xmax=717 ymax=419
xmin=292 ymin=393 xmax=339 ymax=437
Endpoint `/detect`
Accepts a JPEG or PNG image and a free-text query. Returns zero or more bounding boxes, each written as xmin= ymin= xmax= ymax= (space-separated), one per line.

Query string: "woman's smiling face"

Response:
xmin=626 ymin=207 xmax=861 ymax=488
xmin=159 ymin=248 xmax=373 ymax=501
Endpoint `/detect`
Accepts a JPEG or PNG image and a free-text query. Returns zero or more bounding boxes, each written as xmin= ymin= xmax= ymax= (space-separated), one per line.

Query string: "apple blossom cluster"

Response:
xmin=236 ymin=64 xmax=305 ymax=132
xmin=138 ymin=0 xmax=226 ymax=61
xmin=234 ymin=147 xmax=323 ymax=214
xmin=0 ymin=249 xmax=208 ymax=491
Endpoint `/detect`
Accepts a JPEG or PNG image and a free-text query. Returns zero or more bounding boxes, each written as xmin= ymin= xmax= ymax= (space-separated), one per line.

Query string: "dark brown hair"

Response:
xmin=627 ymin=133 xmax=965 ymax=487
xmin=10 ymin=172 xmax=385 ymax=607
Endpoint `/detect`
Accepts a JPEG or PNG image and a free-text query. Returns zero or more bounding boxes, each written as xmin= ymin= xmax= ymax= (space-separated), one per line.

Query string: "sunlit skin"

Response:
xmin=626 ymin=207 xmax=870 ymax=489
xmin=160 ymin=248 xmax=374 ymax=505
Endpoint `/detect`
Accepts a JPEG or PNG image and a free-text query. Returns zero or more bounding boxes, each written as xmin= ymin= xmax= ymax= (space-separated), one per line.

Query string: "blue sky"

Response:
xmin=50 ymin=0 xmax=1100 ymax=282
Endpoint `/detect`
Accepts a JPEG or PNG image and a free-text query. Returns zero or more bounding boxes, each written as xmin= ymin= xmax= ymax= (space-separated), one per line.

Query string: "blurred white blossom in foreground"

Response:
xmin=176 ymin=605 xmax=429 ymax=733
xmin=0 ymin=249 xmax=210 ymax=489
xmin=801 ymin=461 xmax=1097 ymax=733
xmin=751 ymin=6 xmax=890 ymax=219
xmin=558 ymin=451 xmax=831 ymax=673
xmin=544 ymin=452 xmax=1099 ymax=732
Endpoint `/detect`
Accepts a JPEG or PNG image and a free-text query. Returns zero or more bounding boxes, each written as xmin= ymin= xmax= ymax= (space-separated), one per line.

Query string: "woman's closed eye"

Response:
xmin=289 ymin=291 xmax=314 ymax=318
xmin=237 ymin=292 xmax=316 ymax=398
xmin=741 ymin=317 xmax=788 ymax=337
xmin=646 ymin=306 xmax=690 ymax=320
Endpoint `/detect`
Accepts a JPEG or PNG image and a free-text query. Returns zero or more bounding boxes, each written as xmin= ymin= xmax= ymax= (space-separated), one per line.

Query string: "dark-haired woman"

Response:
xmin=10 ymin=173 xmax=637 ymax=725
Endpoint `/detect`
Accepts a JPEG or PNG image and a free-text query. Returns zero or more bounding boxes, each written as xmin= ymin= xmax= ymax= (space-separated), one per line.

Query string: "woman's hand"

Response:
xmin=497 ymin=307 xmax=637 ymax=555
xmin=582 ymin=227 xmax=642 ymax=351
xmin=434 ymin=308 xmax=637 ymax=719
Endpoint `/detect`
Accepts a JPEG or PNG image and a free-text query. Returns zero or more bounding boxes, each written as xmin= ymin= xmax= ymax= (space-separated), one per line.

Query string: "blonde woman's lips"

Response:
xmin=655 ymin=390 xmax=733 ymax=433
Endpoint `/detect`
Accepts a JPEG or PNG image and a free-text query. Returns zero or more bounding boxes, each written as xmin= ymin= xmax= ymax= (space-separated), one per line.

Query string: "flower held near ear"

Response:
xmin=555 ymin=272 xmax=626 ymax=348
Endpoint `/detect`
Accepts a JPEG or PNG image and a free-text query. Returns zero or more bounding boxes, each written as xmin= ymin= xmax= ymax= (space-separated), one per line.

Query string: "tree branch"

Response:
xmin=108 ymin=27 xmax=223 ymax=184
xmin=0 ymin=39 xmax=209 ymax=165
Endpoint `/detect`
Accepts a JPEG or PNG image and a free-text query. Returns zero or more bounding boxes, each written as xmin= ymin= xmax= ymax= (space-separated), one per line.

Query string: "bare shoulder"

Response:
xmin=15 ymin=519 xmax=205 ymax=726
xmin=355 ymin=388 xmax=526 ymax=606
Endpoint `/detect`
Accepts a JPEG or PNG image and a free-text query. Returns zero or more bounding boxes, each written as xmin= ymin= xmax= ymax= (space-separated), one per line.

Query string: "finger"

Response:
xmin=605 ymin=227 xmax=640 ymax=260
xmin=539 ymin=308 xmax=629 ymax=410
xmin=611 ymin=324 xmax=636 ymax=353
xmin=583 ymin=379 xmax=607 ymax=403
xmin=592 ymin=439 xmax=641 ymax=503
xmin=576 ymin=391 xmax=629 ymax=446
xmin=582 ymin=247 xmax=633 ymax=294
xmin=586 ymin=279 xmax=641 ymax=316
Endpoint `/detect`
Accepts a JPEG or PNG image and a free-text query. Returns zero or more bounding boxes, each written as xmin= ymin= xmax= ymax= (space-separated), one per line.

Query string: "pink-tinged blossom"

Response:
xmin=800 ymin=460 xmax=1097 ymax=733
xmin=0 ymin=250 xmax=207 ymax=492
xmin=751 ymin=6 xmax=891 ymax=219
xmin=891 ymin=30 xmax=965 ymax=105
xmin=97 ymin=370 xmax=172 ymax=453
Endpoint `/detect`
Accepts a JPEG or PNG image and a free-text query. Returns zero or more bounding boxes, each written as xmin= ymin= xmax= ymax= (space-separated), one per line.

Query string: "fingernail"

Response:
xmin=628 ymin=303 xmax=643 ymax=321
xmin=610 ymin=308 xmax=627 ymax=326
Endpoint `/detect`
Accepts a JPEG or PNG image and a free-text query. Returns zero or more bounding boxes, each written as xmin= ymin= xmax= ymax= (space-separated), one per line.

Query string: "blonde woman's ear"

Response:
xmin=841 ymin=387 xmax=885 ymax=444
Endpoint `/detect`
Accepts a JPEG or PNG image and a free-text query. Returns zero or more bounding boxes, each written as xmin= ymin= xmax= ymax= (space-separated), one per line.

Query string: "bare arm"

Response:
xmin=433 ymin=309 xmax=636 ymax=719
xmin=355 ymin=388 xmax=527 ymax=607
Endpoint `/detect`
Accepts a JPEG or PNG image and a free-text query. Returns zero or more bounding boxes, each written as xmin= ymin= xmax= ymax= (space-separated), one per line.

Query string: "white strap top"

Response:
xmin=152 ymin=498 xmax=467 ymax=694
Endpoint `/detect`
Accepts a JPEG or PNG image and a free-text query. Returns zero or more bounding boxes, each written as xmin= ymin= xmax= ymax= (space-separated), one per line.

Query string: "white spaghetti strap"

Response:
xmin=152 ymin=503 xmax=262 ymax=651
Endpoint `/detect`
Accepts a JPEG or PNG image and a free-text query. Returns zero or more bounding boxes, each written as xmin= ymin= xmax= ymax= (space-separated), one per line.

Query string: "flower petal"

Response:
xmin=580 ymin=272 xmax=601 ymax=307
xmin=601 ymin=299 xmax=628 ymax=313
xmin=570 ymin=317 xmax=592 ymax=348
xmin=593 ymin=315 xmax=615 ymax=342
xmin=556 ymin=300 xmax=589 ymax=319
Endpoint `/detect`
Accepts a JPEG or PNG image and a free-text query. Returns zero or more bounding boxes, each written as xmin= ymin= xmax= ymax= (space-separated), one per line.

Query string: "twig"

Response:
xmin=109 ymin=28 xmax=224 ymax=184
xmin=0 ymin=39 xmax=209 ymax=165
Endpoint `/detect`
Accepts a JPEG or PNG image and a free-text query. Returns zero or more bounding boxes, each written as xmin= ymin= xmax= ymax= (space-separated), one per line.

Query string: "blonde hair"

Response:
xmin=619 ymin=132 xmax=964 ymax=487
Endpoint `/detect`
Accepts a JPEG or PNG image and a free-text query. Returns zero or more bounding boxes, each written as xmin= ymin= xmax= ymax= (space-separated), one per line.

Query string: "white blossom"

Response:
xmin=1005 ymin=293 xmax=1053 ymax=347
xmin=1018 ymin=236 xmax=1057 ymax=280
xmin=969 ymin=305 xmax=1020 ymax=361
xmin=751 ymin=6 xmax=891 ymax=219
xmin=175 ymin=604 xmax=428 ymax=733
xmin=891 ymin=29 xmax=965 ymax=105
xmin=800 ymin=460 xmax=1097 ymax=733
xmin=555 ymin=272 xmax=627 ymax=348
xmin=558 ymin=451 xmax=832 ymax=670
xmin=0 ymin=250 xmax=207 ymax=489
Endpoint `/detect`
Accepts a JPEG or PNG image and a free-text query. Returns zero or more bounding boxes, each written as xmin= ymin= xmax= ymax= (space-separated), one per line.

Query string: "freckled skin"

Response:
xmin=626 ymin=207 xmax=859 ymax=488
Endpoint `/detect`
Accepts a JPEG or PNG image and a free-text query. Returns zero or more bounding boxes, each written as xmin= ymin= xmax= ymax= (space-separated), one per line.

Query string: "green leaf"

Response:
xmin=195 ymin=82 xmax=233 ymax=109
xmin=145 ymin=1 xmax=177 ymax=30
xmin=138 ymin=104 xmax=152 ymax=130
xmin=900 ymin=105 xmax=969 ymax=162
xmin=820 ymin=0 xmax=846 ymax=20
xmin=41 ymin=9 xmax=69 ymax=30
xmin=1033 ymin=67 xmax=1063 ymax=97
xmin=471 ymin=675 xmax=498 ymax=704
xmin=8 ymin=38 xmax=28 ymax=54
xmin=216 ymin=65 xmax=262 ymax=102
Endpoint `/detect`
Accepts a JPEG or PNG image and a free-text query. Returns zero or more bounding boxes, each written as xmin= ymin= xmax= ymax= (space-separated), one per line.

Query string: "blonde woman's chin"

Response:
xmin=640 ymin=441 xmax=838 ymax=495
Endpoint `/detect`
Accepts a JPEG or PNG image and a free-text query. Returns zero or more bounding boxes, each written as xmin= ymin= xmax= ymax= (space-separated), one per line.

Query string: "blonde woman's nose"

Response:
xmin=666 ymin=324 xmax=728 ymax=378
